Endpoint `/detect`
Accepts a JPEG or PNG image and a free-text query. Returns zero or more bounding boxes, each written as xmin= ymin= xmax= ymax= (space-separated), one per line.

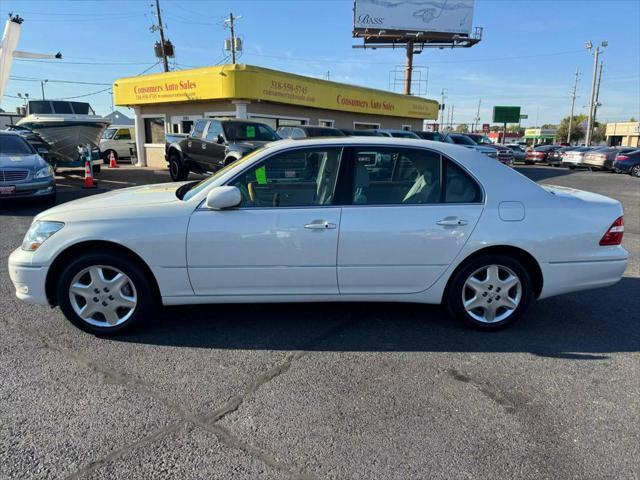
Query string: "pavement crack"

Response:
xmin=64 ymin=421 xmax=185 ymax=480
xmin=447 ymin=368 xmax=520 ymax=414
xmin=196 ymin=423 xmax=320 ymax=480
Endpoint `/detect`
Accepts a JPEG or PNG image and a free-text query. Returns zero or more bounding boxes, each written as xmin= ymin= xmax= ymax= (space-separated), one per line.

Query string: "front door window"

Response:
xmin=229 ymin=147 xmax=342 ymax=208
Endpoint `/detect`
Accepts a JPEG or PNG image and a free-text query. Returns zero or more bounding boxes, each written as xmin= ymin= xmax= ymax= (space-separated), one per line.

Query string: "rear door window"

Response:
xmin=191 ymin=120 xmax=207 ymax=139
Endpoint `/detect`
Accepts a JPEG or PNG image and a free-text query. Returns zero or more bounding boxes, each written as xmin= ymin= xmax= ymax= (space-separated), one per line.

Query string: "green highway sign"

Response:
xmin=493 ymin=106 xmax=521 ymax=123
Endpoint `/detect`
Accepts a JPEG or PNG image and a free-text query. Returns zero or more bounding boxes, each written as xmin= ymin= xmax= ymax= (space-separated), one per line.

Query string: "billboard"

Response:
xmin=354 ymin=0 xmax=475 ymax=35
xmin=493 ymin=106 xmax=521 ymax=124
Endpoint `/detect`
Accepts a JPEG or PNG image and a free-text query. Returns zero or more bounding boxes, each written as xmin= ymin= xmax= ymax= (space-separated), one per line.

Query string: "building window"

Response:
xmin=319 ymin=119 xmax=334 ymax=127
xmin=353 ymin=122 xmax=380 ymax=130
xmin=402 ymin=125 xmax=412 ymax=131
xmin=144 ymin=117 xmax=165 ymax=144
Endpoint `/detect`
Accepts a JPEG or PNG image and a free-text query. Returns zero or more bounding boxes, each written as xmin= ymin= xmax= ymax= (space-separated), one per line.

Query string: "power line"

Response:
xmin=9 ymin=76 xmax=112 ymax=86
xmin=54 ymin=87 xmax=112 ymax=100
xmin=15 ymin=58 xmax=157 ymax=66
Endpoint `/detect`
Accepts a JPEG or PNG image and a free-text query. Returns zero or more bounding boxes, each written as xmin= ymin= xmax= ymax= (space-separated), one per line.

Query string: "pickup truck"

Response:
xmin=165 ymin=118 xmax=280 ymax=181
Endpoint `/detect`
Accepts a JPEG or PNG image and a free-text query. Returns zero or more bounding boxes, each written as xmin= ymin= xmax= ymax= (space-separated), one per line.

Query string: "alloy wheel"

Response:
xmin=462 ymin=264 xmax=522 ymax=323
xmin=68 ymin=265 xmax=138 ymax=327
xmin=632 ymin=165 xmax=640 ymax=177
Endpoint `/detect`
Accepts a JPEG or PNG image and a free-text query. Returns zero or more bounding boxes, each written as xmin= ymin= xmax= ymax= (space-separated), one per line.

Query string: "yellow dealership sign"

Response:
xmin=113 ymin=64 xmax=438 ymax=119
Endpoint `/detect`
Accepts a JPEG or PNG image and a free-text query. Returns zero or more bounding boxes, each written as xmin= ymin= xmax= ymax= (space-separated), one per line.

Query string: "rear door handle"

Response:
xmin=436 ymin=217 xmax=468 ymax=226
xmin=305 ymin=220 xmax=337 ymax=230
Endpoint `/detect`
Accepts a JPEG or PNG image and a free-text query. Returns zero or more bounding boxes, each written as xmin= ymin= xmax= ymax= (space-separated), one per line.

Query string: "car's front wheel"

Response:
xmin=169 ymin=154 xmax=188 ymax=181
xmin=446 ymin=254 xmax=533 ymax=329
xmin=57 ymin=253 xmax=155 ymax=335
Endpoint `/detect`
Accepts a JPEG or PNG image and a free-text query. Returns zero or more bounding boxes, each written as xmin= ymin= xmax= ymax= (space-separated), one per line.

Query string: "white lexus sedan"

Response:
xmin=9 ymin=138 xmax=628 ymax=334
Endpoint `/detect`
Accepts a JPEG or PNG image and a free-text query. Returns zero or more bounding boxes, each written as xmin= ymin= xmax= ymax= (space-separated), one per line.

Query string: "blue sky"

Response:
xmin=1 ymin=0 xmax=639 ymax=127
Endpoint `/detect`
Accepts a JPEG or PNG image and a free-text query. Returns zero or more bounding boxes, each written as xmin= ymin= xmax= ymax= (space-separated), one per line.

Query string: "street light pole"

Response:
xmin=40 ymin=79 xmax=48 ymax=100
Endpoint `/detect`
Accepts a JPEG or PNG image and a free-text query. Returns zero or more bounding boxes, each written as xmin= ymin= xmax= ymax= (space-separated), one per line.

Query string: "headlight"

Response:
xmin=34 ymin=165 xmax=54 ymax=179
xmin=21 ymin=221 xmax=64 ymax=251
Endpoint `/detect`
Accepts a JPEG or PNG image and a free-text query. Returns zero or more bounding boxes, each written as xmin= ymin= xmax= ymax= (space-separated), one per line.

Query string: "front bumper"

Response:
xmin=8 ymin=247 xmax=50 ymax=306
xmin=0 ymin=178 xmax=55 ymax=199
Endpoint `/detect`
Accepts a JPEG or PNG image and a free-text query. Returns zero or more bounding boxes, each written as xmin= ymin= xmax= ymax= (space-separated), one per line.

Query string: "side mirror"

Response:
xmin=217 ymin=134 xmax=225 ymax=144
xmin=205 ymin=186 xmax=241 ymax=210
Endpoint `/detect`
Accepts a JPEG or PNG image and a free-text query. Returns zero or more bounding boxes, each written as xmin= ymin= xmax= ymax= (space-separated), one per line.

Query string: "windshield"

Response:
xmin=223 ymin=122 xmax=279 ymax=141
xmin=0 ymin=135 xmax=34 ymax=154
xmin=450 ymin=134 xmax=476 ymax=146
xmin=179 ymin=147 xmax=268 ymax=201
xmin=102 ymin=128 xmax=117 ymax=139
xmin=468 ymin=134 xmax=492 ymax=144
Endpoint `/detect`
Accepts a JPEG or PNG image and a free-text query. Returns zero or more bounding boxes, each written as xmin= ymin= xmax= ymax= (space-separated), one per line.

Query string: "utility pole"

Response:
xmin=567 ymin=67 xmax=580 ymax=144
xmin=473 ymin=98 xmax=481 ymax=132
xmin=450 ymin=104 xmax=455 ymax=130
xmin=439 ymin=89 xmax=446 ymax=130
xmin=592 ymin=61 xmax=604 ymax=131
xmin=154 ymin=0 xmax=169 ymax=72
xmin=228 ymin=12 xmax=237 ymax=64
xmin=585 ymin=40 xmax=607 ymax=146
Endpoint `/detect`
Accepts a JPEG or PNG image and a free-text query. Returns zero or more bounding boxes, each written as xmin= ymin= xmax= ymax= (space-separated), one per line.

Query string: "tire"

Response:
xmin=93 ymin=164 xmax=101 ymax=174
xmin=631 ymin=165 xmax=640 ymax=178
xmin=102 ymin=150 xmax=117 ymax=164
xmin=445 ymin=254 xmax=533 ymax=330
xmin=169 ymin=153 xmax=188 ymax=181
xmin=57 ymin=252 xmax=155 ymax=335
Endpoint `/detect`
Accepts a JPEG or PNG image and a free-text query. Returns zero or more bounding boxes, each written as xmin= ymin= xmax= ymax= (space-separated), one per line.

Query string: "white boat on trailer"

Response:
xmin=17 ymin=100 xmax=110 ymax=166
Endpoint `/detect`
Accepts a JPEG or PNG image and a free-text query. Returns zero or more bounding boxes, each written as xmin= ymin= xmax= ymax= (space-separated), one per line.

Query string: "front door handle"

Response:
xmin=436 ymin=217 xmax=468 ymax=226
xmin=202 ymin=144 xmax=206 ymax=150
xmin=305 ymin=220 xmax=337 ymax=230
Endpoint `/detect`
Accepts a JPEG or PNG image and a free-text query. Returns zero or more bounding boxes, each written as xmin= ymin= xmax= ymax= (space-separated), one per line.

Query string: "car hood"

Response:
xmin=0 ymin=153 xmax=47 ymax=169
xmin=37 ymin=182 xmax=186 ymax=221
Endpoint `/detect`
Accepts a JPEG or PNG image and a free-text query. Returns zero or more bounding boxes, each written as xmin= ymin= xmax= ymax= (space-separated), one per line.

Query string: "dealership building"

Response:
xmin=113 ymin=64 xmax=439 ymax=167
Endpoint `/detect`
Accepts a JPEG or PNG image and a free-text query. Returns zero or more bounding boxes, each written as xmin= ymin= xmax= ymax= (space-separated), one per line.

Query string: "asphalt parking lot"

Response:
xmin=1 ymin=165 xmax=638 ymax=480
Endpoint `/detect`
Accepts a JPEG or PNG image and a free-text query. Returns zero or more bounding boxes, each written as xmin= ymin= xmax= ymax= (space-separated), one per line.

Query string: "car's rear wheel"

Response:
xmin=169 ymin=154 xmax=188 ymax=181
xmin=631 ymin=165 xmax=640 ymax=177
xmin=446 ymin=254 xmax=533 ymax=329
xmin=57 ymin=253 xmax=154 ymax=335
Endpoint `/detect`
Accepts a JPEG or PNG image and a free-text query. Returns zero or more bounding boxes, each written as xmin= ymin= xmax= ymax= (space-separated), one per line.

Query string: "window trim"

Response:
xmin=209 ymin=143 xmax=484 ymax=211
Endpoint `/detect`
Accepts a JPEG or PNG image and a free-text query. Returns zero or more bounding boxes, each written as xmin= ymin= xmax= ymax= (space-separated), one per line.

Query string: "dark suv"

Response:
xmin=165 ymin=119 xmax=279 ymax=181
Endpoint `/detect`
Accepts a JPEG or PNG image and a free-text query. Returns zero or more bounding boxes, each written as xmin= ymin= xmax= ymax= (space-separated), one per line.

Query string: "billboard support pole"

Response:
xmin=404 ymin=40 xmax=414 ymax=95
xmin=503 ymin=122 xmax=507 ymax=144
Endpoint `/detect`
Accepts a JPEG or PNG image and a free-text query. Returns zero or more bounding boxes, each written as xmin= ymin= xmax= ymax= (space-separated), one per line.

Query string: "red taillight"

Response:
xmin=599 ymin=216 xmax=624 ymax=246
xmin=616 ymin=155 xmax=629 ymax=161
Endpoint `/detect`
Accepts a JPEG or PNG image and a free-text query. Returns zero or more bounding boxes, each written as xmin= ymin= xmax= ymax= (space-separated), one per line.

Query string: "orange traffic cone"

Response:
xmin=82 ymin=159 xmax=97 ymax=189
xmin=108 ymin=150 xmax=119 ymax=168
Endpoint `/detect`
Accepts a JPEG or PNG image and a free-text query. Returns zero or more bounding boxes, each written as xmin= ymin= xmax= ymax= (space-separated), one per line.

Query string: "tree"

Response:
xmin=556 ymin=114 xmax=588 ymax=144
xmin=591 ymin=122 xmax=607 ymax=144
xmin=454 ymin=123 xmax=469 ymax=133
xmin=629 ymin=117 xmax=637 ymax=122
xmin=541 ymin=123 xmax=557 ymax=129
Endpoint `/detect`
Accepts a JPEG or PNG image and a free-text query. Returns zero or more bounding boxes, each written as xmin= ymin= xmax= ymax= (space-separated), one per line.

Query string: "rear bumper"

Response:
xmin=8 ymin=247 xmax=50 ymax=306
xmin=539 ymin=256 xmax=628 ymax=299
xmin=613 ymin=162 xmax=633 ymax=173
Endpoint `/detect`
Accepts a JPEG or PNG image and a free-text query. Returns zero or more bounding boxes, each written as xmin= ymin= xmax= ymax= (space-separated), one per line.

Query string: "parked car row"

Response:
xmin=165 ymin=120 xmax=518 ymax=181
